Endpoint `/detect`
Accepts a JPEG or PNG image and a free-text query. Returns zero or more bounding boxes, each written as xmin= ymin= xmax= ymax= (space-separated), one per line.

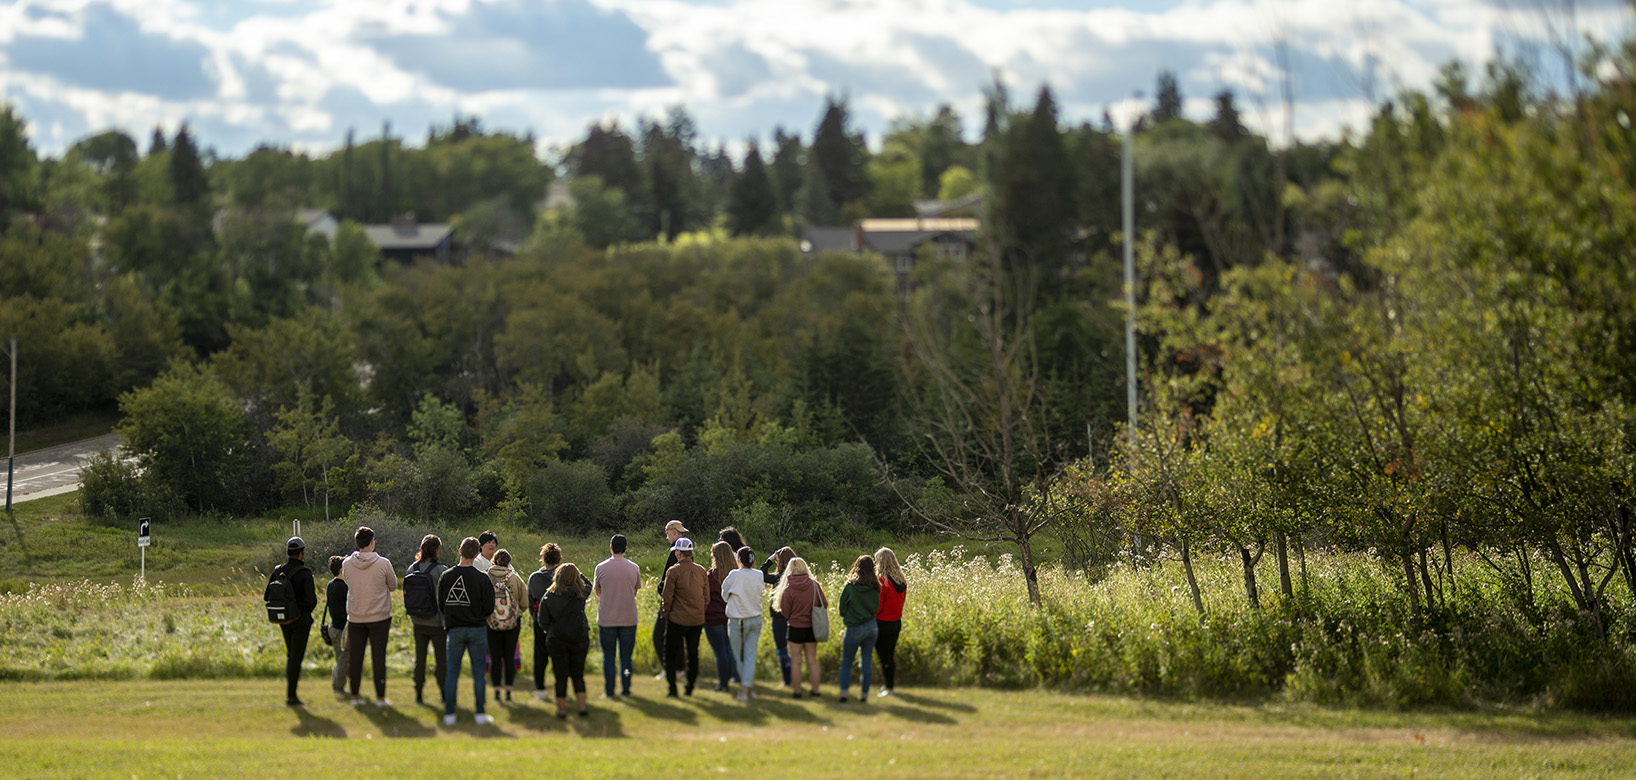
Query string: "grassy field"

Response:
xmin=1 ymin=678 xmax=1633 ymax=779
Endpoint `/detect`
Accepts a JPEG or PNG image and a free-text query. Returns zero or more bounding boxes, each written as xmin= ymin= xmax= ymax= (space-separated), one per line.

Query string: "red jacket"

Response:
xmin=876 ymin=576 xmax=907 ymax=621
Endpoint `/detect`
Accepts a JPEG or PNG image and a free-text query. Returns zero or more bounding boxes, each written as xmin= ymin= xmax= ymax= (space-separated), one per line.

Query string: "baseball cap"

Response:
xmin=671 ymin=537 xmax=694 ymax=552
xmin=286 ymin=536 xmax=306 ymax=554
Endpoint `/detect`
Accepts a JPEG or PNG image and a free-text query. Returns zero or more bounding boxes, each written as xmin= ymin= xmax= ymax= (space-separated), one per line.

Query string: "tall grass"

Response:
xmin=3 ymin=548 xmax=1632 ymax=710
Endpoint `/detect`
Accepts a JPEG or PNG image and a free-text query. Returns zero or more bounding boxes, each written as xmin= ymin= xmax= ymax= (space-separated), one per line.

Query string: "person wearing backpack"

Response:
xmin=405 ymin=534 xmax=448 ymax=706
xmin=269 ymin=536 xmax=317 ymax=707
xmin=539 ymin=562 xmax=594 ymax=717
xmin=342 ymin=526 xmax=397 ymax=707
xmin=527 ymin=542 xmax=561 ymax=701
xmin=485 ymin=549 xmax=528 ymax=703
xmin=438 ymin=536 xmax=496 ymax=726
xmin=325 ymin=555 xmax=348 ymax=696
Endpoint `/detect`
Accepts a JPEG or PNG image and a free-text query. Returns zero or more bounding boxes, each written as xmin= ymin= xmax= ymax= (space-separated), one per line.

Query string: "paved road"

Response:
xmin=4 ymin=433 xmax=123 ymax=505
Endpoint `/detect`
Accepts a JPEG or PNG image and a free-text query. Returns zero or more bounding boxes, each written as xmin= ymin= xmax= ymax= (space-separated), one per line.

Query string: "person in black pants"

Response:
xmin=528 ymin=543 xmax=561 ymax=701
xmin=652 ymin=520 xmax=686 ymax=679
xmin=325 ymin=556 xmax=348 ymax=696
xmin=273 ymin=537 xmax=318 ymax=706
xmin=539 ymin=562 xmax=593 ymax=717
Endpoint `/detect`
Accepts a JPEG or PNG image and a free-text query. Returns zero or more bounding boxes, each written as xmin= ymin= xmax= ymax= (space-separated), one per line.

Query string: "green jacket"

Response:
xmin=839 ymin=581 xmax=881 ymax=628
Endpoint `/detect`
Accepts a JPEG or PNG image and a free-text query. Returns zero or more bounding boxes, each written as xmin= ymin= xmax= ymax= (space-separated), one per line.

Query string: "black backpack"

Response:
xmin=403 ymin=561 xmax=440 ymax=619
xmin=265 ymin=567 xmax=296 ymax=624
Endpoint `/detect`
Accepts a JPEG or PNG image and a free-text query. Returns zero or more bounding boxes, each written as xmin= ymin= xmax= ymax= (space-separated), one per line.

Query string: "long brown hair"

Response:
xmin=771 ymin=546 xmax=795 ymax=575
xmin=847 ymin=555 xmax=877 ymax=587
xmin=417 ymin=534 xmax=441 ymax=563
xmin=709 ymin=540 xmax=735 ymax=575
xmin=549 ymin=562 xmax=586 ymax=598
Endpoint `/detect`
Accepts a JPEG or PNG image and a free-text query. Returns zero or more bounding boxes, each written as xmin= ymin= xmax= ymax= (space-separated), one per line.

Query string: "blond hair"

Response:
xmin=770 ymin=556 xmax=813 ymax=609
xmin=875 ymin=547 xmax=905 ymax=588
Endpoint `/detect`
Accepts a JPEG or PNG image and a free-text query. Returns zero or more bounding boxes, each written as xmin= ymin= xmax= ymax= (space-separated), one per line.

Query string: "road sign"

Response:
xmin=138 ymin=517 xmax=151 ymax=547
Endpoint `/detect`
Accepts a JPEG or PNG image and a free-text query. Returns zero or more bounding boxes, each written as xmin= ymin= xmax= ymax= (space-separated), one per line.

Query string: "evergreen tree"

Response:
xmin=641 ymin=118 xmax=693 ymax=240
xmin=769 ymin=127 xmax=804 ymax=216
xmin=810 ymin=96 xmax=869 ymax=216
xmin=798 ymin=162 xmax=837 ymax=225
xmin=726 ymin=141 xmax=777 ymax=236
xmin=1154 ymin=70 xmax=1184 ymax=124
xmin=168 ymin=124 xmax=210 ymax=205
xmin=1002 ymin=87 xmax=1078 ymax=278
xmin=570 ymin=122 xmax=644 ymax=200
xmin=1210 ymin=89 xmax=1247 ymax=143
xmin=148 ymin=127 xmax=168 ymax=156
xmin=0 ymin=104 xmax=37 ymax=219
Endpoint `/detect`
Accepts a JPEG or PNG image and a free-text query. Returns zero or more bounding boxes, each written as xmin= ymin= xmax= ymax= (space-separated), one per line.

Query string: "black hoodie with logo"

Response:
xmin=436 ymin=563 xmax=496 ymax=629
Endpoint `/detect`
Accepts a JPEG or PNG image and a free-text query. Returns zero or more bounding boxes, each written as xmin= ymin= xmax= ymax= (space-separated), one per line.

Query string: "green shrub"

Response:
xmin=527 ymin=459 xmax=618 ymax=533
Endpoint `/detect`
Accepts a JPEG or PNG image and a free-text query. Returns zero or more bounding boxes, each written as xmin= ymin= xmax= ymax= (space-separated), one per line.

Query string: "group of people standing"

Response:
xmin=649 ymin=520 xmax=909 ymax=703
xmin=270 ymin=520 xmax=910 ymax=724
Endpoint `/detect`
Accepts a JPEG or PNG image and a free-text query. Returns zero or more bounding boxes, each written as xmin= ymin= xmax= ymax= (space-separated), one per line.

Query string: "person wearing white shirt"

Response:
xmin=720 ymin=546 xmax=768 ymax=702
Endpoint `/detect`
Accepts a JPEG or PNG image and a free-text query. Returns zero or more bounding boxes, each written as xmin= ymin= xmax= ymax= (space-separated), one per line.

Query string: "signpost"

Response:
xmin=138 ymin=517 xmax=151 ymax=582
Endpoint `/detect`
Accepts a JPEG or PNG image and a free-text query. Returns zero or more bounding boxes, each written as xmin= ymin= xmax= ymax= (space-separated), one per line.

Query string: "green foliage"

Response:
xmin=116 ymin=362 xmax=247 ymax=512
xmin=527 ymin=459 xmax=618 ymax=533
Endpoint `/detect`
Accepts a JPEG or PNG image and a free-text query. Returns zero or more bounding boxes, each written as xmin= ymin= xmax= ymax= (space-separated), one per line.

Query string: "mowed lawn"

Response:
xmin=2 ymin=678 xmax=1633 ymax=779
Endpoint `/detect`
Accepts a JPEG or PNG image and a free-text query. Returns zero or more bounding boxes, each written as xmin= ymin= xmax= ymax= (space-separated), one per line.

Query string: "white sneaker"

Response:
xmin=474 ymin=713 xmax=494 ymax=725
xmin=350 ymin=698 xmax=365 ymax=707
xmin=536 ymin=691 xmax=548 ymax=702
xmin=879 ymin=688 xmax=893 ymax=697
xmin=735 ymin=689 xmax=748 ymax=702
xmin=443 ymin=715 xmax=456 ymax=726
xmin=374 ymin=698 xmax=391 ymax=708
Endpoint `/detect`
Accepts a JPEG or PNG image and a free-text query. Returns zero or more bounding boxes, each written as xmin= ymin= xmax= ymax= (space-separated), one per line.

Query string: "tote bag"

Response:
xmin=810 ymin=587 xmax=830 ymax=642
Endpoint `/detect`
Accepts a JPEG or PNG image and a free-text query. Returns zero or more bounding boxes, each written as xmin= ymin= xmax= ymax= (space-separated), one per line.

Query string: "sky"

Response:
xmin=0 ymin=0 xmax=1628 ymax=160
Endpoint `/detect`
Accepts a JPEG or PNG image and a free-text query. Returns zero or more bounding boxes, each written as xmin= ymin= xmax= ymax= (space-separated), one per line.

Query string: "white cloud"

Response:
xmin=0 ymin=0 xmax=1627 ymax=156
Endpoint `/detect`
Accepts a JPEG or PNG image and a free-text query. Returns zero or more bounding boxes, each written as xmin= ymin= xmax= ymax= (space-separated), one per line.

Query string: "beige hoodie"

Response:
xmin=342 ymin=550 xmax=397 ymax=623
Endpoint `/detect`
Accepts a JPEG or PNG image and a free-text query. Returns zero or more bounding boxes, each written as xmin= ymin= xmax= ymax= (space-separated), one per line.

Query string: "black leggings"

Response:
xmin=876 ymin=619 xmax=901 ymax=690
xmin=412 ymin=625 xmax=447 ymax=696
xmin=281 ymin=619 xmax=311 ymax=701
xmin=347 ymin=619 xmax=390 ymax=699
xmin=772 ymin=612 xmax=791 ymax=686
xmin=549 ymin=637 xmax=589 ymax=697
xmin=533 ymin=629 xmax=551 ymax=691
xmin=488 ymin=626 xmax=520 ymax=687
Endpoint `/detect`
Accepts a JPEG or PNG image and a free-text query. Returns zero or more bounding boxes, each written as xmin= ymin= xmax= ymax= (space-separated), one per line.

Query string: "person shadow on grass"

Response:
xmin=290 ymin=707 xmax=346 ymax=738
xmin=356 ymin=703 xmax=438 ymax=738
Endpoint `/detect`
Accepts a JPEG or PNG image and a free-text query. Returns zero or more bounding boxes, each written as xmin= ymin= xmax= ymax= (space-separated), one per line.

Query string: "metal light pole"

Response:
xmin=6 ymin=336 xmax=14 ymax=513
xmin=1122 ymin=114 xmax=1138 ymax=455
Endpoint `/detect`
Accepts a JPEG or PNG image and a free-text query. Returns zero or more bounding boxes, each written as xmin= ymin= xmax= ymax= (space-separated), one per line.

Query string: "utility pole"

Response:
xmin=1122 ymin=109 xmax=1138 ymax=456
xmin=6 ymin=336 xmax=14 ymax=513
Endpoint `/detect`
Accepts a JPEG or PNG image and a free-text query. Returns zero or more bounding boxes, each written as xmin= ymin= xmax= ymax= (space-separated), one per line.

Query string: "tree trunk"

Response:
xmin=1180 ymin=538 xmax=1205 ymax=617
xmin=1417 ymin=547 xmax=1438 ymax=612
xmin=1018 ymin=533 xmax=1042 ymax=607
xmin=1240 ymin=544 xmax=1261 ymax=609
xmin=1275 ymin=531 xmax=1293 ymax=600
xmin=1402 ymin=550 xmax=1422 ymax=624
xmin=1439 ymin=519 xmax=1456 ymax=595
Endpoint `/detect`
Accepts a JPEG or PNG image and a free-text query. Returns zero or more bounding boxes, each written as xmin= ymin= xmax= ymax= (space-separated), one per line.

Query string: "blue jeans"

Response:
xmin=704 ymin=623 xmax=736 ymax=689
xmin=839 ymin=619 xmax=878 ymax=696
xmin=727 ymin=616 xmax=763 ymax=689
xmin=599 ymin=625 xmax=636 ymax=696
xmin=445 ymin=626 xmax=488 ymax=717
